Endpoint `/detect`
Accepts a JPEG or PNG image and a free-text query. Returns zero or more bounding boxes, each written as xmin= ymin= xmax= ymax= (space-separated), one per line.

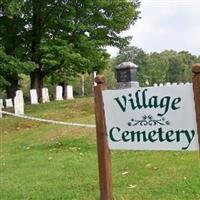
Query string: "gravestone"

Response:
xmin=165 ymin=82 xmax=171 ymax=86
xmin=56 ymin=86 xmax=63 ymax=100
xmin=42 ymin=88 xmax=50 ymax=103
xmin=153 ymin=83 xmax=158 ymax=87
xmin=14 ymin=90 xmax=24 ymax=115
xmin=5 ymin=98 xmax=13 ymax=107
xmin=30 ymin=89 xmax=38 ymax=104
xmin=0 ymin=99 xmax=4 ymax=108
xmin=0 ymin=99 xmax=3 ymax=118
xmin=116 ymin=62 xmax=139 ymax=89
xmin=65 ymin=85 xmax=74 ymax=100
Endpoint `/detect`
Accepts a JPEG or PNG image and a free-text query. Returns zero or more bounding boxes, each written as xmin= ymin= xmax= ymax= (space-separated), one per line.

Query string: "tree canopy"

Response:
xmin=114 ymin=46 xmax=200 ymax=86
xmin=0 ymin=0 xmax=140 ymax=98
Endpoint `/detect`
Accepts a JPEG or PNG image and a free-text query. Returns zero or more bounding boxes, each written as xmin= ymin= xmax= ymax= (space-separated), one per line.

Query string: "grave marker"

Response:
xmin=30 ymin=89 xmax=38 ymax=104
xmin=0 ymin=99 xmax=3 ymax=118
xmin=42 ymin=88 xmax=50 ymax=103
xmin=5 ymin=99 xmax=13 ymax=107
xmin=0 ymin=99 xmax=3 ymax=108
xmin=65 ymin=85 xmax=74 ymax=100
xmin=116 ymin=61 xmax=139 ymax=89
xmin=56 ymin=86 xmax=63 ymax=101
xmin=14 ymin=90 xmax=24 ymax=115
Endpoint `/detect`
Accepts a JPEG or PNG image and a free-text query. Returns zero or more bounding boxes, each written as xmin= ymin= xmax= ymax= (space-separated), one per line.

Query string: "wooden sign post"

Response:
xmin=94 ymin=76 xmax=112 ymax=200
xmin=192 ymin=63 xmax=200 ymax=151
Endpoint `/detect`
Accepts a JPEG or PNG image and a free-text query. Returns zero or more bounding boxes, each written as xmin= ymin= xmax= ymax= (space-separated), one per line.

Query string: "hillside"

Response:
xmin=0 ymin=97 xmax=200 ymax=200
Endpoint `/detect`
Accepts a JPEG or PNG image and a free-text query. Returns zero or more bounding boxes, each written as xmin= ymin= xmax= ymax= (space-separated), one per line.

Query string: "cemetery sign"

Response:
xmin=103 ymin=84 xmax=198 ymax=151
xmin=94 ymin=65 xmax=200 ymax=200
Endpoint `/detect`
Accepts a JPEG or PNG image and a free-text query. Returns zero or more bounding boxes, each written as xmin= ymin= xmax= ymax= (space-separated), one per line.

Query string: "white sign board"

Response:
xmin=103 ymin=84 xmax=199 ymax=151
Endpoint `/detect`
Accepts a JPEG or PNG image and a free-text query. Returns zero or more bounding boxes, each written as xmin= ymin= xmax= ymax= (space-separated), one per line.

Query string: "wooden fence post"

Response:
xmin=94 ymin=75 xmax=112 ymax=200
xmin=192 ymin=63 xmax=200 ymax=151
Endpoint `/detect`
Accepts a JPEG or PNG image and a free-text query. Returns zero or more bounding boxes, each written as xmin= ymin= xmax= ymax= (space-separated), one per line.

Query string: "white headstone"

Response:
xmin=5 ymin=99 xmax=13 ymax=107
xmin=153 ymin=83 xmax=158 ymax=87
xmin=0 ymin=99 xmax=3 ymax=118
xmin=56 ymin=86 xmax=63 ymax=101
xmin=65 ymin=85 xmax=74 ymax=100
xmin=165 ymin=82 xmax=171 ymax=86
xmin=172 ymin=83 xmax=178 ymax=86
xmin=0 ymin=99 xmax=4 ymax=108
xmin=185 ymin=82 xmax=191 ymax=85
xmin=42 ymin=88 xmax=50 ymax=103
xmin=159 ymin=83 xmax=164 ymax=86
xmin=30 ymin=89 xmax=38 ymax=104
xmin=14 ymin=90 xmax=24 ymax=115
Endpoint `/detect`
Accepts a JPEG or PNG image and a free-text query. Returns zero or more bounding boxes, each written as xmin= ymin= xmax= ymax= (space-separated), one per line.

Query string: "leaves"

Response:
xmin=0 ymin=0 xmax=140 ymax=90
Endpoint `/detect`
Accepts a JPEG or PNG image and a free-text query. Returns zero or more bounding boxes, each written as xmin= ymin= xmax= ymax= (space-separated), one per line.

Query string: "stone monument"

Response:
xmin=0 ymin=99 xmax=4 ymax=109
xmin=56 ymin=86 xmax=63 ymax=100
xmin=14 ymin=90 xmax=24 ymax=115
xmin=65 ymin=85 xmax=74 ymax=100
xmin=116 ymin=61 xmax=139 ymax=89
xmin=30 ymin=89 xmax=38 ymax=104
xmin=5 ymin=98 xmax=13 ymax=107
xmin=42 ymin=88 xmax=50 ymax=103
xmin=0 ymin=99 xmax=3 ymax=118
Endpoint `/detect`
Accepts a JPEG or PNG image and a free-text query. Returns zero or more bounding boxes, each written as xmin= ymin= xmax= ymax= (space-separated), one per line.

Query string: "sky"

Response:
xmin=107 ymin=0 xmax=200 ymax=57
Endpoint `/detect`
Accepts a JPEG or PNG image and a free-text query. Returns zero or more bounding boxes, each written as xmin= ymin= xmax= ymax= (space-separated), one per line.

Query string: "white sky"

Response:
xmin=107 ymin=0 xmax=200 ymax=57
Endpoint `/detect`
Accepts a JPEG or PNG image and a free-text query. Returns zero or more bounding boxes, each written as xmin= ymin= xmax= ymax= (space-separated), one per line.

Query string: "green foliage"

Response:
xmin=0 ymin=48 xmax=35 ymax=89
xmin=0 ymin=0 xmax=140 ymax=93
xmin=114 ymin=46 xmax=199 ymax=86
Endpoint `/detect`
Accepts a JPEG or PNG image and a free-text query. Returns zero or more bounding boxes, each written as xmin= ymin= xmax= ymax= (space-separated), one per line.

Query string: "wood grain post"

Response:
xmin=192 ymin=63 xmax=200 ymax=152
xmin=94 ymin=75 xmax=112 ymax=200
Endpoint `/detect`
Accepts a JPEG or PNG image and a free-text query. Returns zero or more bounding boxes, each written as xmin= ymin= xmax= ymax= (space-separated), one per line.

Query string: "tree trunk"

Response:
xmin=30 ymin=69 xmax=44 ymax=102
xmin=6 ymin=73 xmax=19 ymax=99
xmin=30 ymin=0 xmax=44 ymax=103
xmin=63 ymin=84 xmax=67 ymax=100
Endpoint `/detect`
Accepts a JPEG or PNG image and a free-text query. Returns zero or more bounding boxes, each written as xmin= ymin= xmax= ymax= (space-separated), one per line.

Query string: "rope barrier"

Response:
xmin=1 ymin=111 xmax=96 ymax=128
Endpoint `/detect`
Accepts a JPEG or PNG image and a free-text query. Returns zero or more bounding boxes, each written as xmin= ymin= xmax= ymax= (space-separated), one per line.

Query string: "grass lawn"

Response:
xmin=0 ymin=97 xmax=200 ymax=200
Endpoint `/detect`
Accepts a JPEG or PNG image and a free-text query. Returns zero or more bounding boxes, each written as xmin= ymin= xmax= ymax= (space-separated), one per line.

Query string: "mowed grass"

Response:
xmin=0 ymin=97 xmax=200 ymax=200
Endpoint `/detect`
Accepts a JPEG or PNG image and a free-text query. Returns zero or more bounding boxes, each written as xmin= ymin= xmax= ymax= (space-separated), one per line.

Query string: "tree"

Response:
xmin=0 ymin=47 xmax=34 ymax=97
xmin=0 ymin=0 xmax=140 ymax=99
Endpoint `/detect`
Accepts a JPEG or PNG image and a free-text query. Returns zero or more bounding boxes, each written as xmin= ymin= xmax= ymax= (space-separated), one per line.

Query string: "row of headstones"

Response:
xmin=0 ymin=85 xmax=74 ymax=117
xmin=0 ymin=90 xmax=24 ymax=117
xmin=30 ymin=85 xmax=74 ymax=104
xmin=153 ymin=82 xmax=191 ymax=87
